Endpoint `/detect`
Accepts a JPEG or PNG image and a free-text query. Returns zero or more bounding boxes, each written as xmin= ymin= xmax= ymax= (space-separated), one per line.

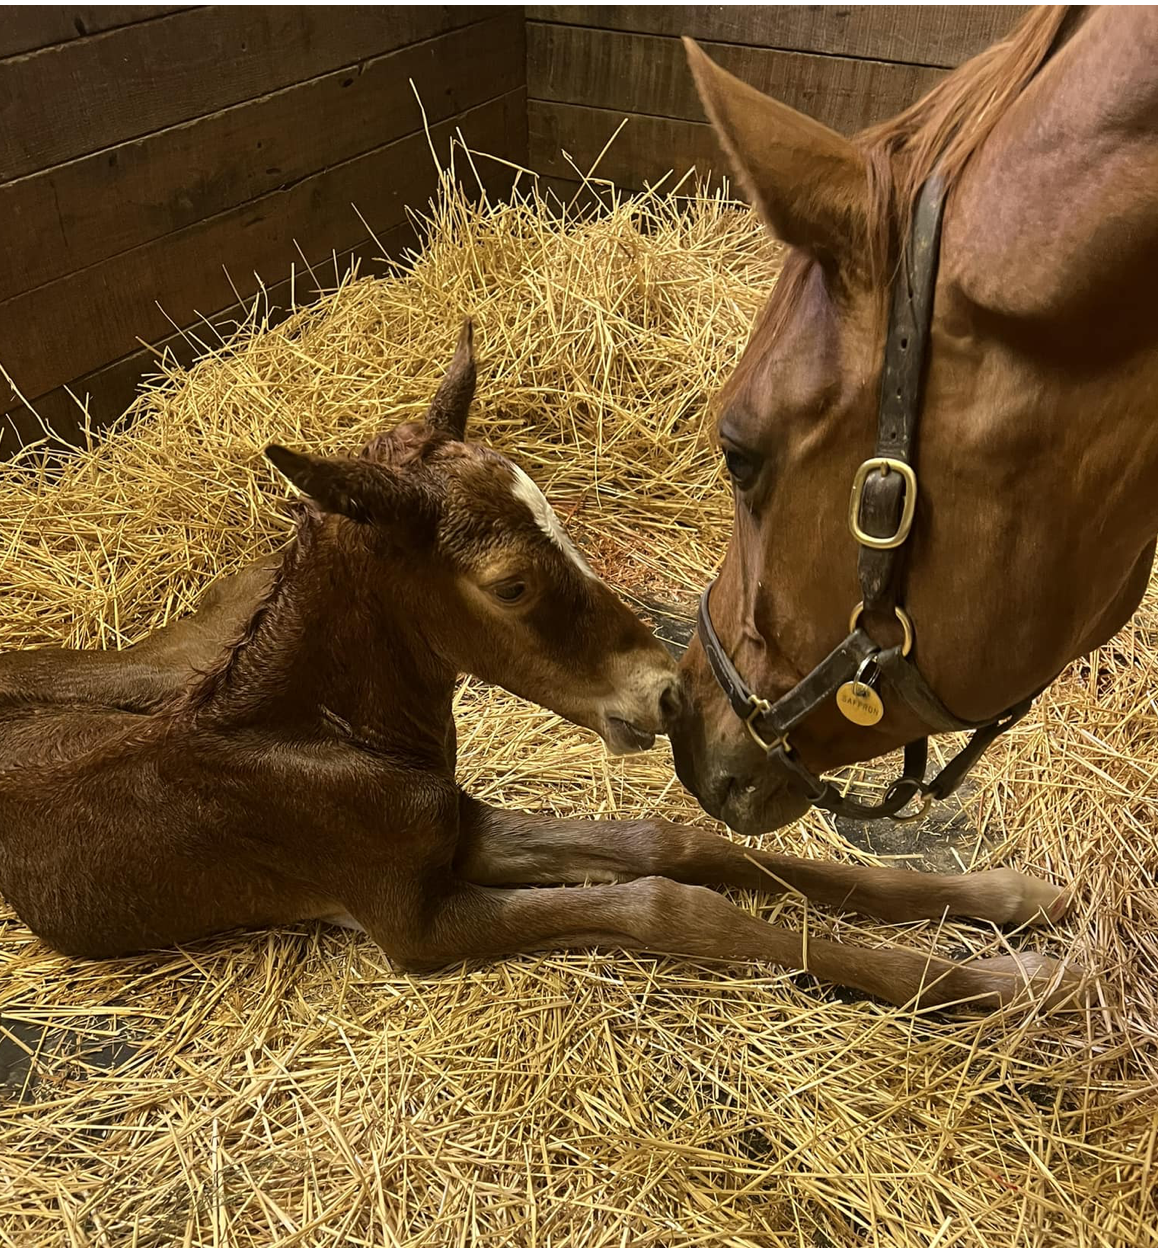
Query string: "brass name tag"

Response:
xmin=836 ymin=681 xmax=884 ymax=726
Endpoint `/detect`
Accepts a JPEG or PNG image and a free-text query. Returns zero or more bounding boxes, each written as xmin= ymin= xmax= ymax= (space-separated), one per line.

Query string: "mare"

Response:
xmin=670 ymin=5 xmax=1158 ymax=882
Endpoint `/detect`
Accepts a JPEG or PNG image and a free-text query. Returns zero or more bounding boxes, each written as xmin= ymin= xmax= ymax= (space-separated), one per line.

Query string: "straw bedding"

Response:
xmin=0 ymin=171 xmax=1154 ymax=1248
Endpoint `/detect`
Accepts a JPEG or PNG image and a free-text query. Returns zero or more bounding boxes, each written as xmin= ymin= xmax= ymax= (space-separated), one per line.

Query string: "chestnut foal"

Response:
xmin=0 ymin=326 xmax=1077 ymax=1010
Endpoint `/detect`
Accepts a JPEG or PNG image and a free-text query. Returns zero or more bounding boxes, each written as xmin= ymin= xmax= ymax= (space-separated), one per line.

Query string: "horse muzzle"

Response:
xmin=668 ymin=696 xmax=810 ymax=833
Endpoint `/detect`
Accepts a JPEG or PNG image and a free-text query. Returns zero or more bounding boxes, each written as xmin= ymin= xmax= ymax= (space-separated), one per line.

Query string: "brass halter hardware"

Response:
xmin=743 ymin=694 xmax=787 ymax=755
xmin=848 ymin=458 xmax=918 ymax=549
xmin=889 ymin=789 xmax=934 ymax=823
xmin=848 ymin=602 xmax=915 ymax=657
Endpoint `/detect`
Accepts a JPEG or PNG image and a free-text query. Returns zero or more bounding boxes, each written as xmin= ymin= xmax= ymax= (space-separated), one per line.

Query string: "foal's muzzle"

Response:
xmin=597 ymin=663 xmax=682 ymax=756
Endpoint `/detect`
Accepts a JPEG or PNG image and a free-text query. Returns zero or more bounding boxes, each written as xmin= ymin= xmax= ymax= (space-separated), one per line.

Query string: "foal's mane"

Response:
xmin=176 ymin=428 xmax=449 ymax=716
xmin=175 ymin=505 xmax=318 ymax=717
xmin=746 ymin=5 xmax=1075 ymax=352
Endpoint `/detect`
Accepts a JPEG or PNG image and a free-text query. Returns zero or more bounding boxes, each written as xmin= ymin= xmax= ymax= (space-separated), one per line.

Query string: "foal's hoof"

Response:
xmin=984 ymin=868 xmax=1073 ymax=926
xmin=971 ymin=952 xmax=1089 ymax=1010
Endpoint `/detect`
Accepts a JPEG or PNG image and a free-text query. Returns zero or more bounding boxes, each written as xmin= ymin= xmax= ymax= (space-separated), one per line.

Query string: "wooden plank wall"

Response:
xmin=1 ymin=6 xmax=527 ymax=453
xmin=2 ymin=6 xmax=1033 ymax=455
xmin=526 ymin=6 xmax=1027 ymax=197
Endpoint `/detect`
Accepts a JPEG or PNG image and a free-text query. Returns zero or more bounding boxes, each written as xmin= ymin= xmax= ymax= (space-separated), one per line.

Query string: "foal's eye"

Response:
xmin=723 ymin=447 xmax=760 ymax=488
xmin=492 ymin=581 xmax=526 ymax=604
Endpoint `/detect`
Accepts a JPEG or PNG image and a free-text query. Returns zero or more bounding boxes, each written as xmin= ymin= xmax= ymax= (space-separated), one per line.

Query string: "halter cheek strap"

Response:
xmin=697 ymin=175 xmax=1041 ymax=823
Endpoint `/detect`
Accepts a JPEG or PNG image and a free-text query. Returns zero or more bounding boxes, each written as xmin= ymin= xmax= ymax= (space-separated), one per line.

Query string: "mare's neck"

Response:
xmin=943 ymin=3 xmax=1158 ymax=542
xmin=202 ymin=519 xmax=458 ymax=766
xmin=947 ymin=8 xmax=1158 ymax=336
xmin=906 ymin=8 xmax=1158 ymax=718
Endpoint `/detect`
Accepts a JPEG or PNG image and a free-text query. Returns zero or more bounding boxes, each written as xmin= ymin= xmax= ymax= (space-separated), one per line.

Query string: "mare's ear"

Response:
xmin=684 ymin=37 xmax=870 ymax=266
xmin=265 ymin=445 xmax=421 ymax=524
xmin=425 ymin=319 xmax=476 ymax=440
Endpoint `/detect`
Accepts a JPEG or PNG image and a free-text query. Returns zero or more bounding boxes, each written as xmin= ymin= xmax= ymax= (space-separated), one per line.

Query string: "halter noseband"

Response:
xmin=698 ymin=175 xmax=1037 ymax=823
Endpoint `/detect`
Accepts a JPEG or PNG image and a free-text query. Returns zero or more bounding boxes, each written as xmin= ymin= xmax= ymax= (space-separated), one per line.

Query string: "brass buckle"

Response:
xmin=891 ymin=791 xmax=933 ymax=823
xmin=885 ymin=777 xmax=933 ymax=823
xmin=849 ymin=602 xmax=914 ymax=657
xmin=744 ymin=694 xmax=787 ymax=755
xmin=848 ymin=457 xmax=918 ymax=550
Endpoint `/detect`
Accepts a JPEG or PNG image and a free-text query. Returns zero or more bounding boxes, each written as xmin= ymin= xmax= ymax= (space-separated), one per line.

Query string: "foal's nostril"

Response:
xmin=659 ymin=678 xmax=683 ymax=725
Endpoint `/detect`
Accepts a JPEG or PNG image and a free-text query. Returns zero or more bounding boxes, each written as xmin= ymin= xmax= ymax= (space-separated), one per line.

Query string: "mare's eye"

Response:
xmin=492 ymin=581 xmax=526 ymax=604
xmin=723 ymin=447 xmax=760 ymax=488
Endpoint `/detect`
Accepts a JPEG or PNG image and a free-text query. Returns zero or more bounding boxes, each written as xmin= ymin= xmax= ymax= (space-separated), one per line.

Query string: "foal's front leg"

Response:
xmin=384 ymin=878 xmax=1082 ymax=1012
xmin=455 ymin=798 xmax=1070 ymax=927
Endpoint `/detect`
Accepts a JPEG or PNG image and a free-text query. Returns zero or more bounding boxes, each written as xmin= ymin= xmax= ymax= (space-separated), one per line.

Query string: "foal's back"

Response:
xmin=0 ymin=555 xmax=330 ymax=954
xmin=0 ymin=546 xmax=437 ymax=956
xmin=0 ymin=557 xmax=276 ymax=713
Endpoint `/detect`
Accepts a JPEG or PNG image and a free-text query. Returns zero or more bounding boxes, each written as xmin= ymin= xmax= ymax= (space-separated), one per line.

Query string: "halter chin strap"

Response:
xmin=698 ymin=174 xmax=1040 ymax=823
xmin=697 ymin=583 xmax=1037 ymax=821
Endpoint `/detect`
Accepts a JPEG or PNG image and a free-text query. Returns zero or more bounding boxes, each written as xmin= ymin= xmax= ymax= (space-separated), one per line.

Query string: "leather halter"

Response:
xmin=698 ymin=175 xmax=1037 ymax=822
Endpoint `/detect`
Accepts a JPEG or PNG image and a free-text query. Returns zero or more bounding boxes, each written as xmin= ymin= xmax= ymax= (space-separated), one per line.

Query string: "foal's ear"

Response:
xmin=425 ymin=318 xmax=476 ymax=440
xmin=684 ymin=38 xmax=870 ymax=267
xmin=265 ymin=445 xmax=417 ymax=523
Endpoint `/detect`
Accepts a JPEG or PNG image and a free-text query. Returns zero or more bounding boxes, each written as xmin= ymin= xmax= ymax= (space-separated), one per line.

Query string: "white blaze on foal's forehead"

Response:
xmin=508 ymin=462 xmax=597 ymax=579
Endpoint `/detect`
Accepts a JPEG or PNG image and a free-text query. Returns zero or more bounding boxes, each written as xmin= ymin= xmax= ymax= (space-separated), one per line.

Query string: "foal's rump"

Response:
xmin=0 ymin=646 xmax=184 ymax=713
xmin=0 ymin=710 xmax=330 ymax=958
xmin=0 ymin=700 xmax=146 ymax=769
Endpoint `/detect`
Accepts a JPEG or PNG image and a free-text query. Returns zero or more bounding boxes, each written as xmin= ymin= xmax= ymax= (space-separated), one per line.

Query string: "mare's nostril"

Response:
xmin=659 ymin=678 xmax=683 ymax=724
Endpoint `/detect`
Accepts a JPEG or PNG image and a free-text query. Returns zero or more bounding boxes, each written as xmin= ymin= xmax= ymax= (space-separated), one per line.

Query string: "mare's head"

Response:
xmin=671 ymin=8 xmax=1158 ymax=831
xmin=266 ymin=321 xmax=680 ymax=755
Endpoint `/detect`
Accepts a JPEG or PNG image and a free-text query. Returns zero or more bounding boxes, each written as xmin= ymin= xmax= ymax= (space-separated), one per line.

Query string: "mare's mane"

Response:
xmin=734 ymin=5 xmax=1076 ymax=374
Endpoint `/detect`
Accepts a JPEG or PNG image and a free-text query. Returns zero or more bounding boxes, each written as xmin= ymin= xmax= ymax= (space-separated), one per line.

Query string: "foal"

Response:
xmin=0 ymin=325 xmax=1078 ymax=1010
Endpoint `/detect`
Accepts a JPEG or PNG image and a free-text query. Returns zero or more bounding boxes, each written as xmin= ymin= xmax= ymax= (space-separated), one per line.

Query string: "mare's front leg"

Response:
xmin=361 ymin=877 xmax=1083 ymax=1013
xmin=454 ymin=798 xmax=1070 ymax=928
